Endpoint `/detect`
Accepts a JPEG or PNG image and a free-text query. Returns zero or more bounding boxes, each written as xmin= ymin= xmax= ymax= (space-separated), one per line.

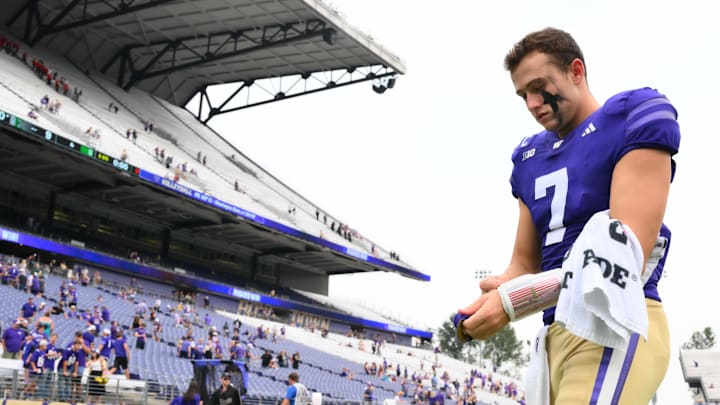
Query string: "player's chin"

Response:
xmin=536 ymin=114 xmax=558 ymax=131
xmin=537 ymin=120 xmax=557 ymax=132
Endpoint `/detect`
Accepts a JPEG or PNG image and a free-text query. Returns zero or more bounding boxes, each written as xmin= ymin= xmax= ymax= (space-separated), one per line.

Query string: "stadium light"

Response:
xmin=323 ymin=29 xmax=337 ymax=45
xmin=372 ymin=76 xmax=396 ymax=94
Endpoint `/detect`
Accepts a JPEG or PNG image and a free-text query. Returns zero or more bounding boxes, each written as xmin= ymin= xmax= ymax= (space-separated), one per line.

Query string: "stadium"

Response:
xmin=0 ymin=1 xmax=525 ymax=405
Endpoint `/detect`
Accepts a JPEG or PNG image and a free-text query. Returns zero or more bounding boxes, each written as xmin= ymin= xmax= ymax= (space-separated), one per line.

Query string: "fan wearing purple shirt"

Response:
xmin=1 ymin=320 xmax=26 ymax=359
xmin=60 ymin=340 xmax=84 ymax=403
xmin=135 ymin=321 xmax=147 ymax=350
xmin=108 ymin=330 xmax=130 ymax=379
xmin=21 ymin=297 xmax=37 ymax=319
xmin=457 ymin=27 xmax=680 ymax=404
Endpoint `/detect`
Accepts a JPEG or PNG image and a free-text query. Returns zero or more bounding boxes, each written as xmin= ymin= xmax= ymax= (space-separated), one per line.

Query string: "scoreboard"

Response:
xmin=0 ymin=109 xmax=140 ymax=176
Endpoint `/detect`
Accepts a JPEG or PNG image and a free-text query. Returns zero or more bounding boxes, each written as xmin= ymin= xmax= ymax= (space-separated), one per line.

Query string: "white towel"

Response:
xmin=555 ymin=210 xmax=648 ymax=348
xmin=525 ymin=325 xmax=550 ymax=405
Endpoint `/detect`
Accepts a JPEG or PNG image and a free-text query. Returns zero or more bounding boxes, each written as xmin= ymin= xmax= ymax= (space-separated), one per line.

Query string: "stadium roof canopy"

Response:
xmin=5 ymin=0 xmax=405 ymax=121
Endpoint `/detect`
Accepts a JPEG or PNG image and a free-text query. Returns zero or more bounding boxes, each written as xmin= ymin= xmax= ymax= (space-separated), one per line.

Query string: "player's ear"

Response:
xmin=568 ymin=58 xmax=586 ymax=84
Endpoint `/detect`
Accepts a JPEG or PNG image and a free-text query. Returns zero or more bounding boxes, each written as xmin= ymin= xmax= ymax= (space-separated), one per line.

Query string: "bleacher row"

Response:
xmin=0 ymin=37 xmax=407 ymax=269
xmin=0 ymin=257 xmax=522 ymax=405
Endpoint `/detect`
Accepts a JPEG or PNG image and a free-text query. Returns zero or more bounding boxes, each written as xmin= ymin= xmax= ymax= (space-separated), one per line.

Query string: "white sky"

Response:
xmin=208 ymin=1 xmax=719 ymax=404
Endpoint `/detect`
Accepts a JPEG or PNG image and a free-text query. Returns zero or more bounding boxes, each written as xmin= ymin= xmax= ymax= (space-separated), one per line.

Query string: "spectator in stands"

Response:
xmin=149 ymin=308 xmax=158 ymax=322
xmin=50 ymin=301 xmax=66 ymax=317
xmin=2 ymin=319 xmax=26 ymax=359
xmin=135 ymin=321 xmax=147 ymax=350
xmin=174 ymin=310 xmax=182 ymax=328
xmin=35 ymin=310 xmax=53 ymax=338
xmin=282 ymin=372 xmax=310 ymax=405
xmin=152 ymin=321 xmax=163 ymax=343
xmin=120 ymin=148 xmax=128 ymax=162
xmin=261 ymin=349 xmax=273 ymax=367
xmin=108 ymin=330 xmax=130 ymax=379
xmin=62 ymin=304 xmax=77 ymax=320
xmin=291 ymin=351 xmax=301 ymax=369
xmin=50 ymin=99 xmax=61 ymax=114
xmin=20 ymin=296 xmax=37 ymax=319
xmin=340 ymin=367 xmax=354 ymax=379
xmin=98 ymin=329 xmax=112 ymax=361
xmin=211 ymin=372 xmax=241 ymax=405
xmin=135 ymin=300 xmax=148 ymax=318
xmin=17 ymin=267 xmax=27 ymax=292
xmin=99 ymin=305 xmax=110 ymax=323
xmin=60 ymin=339 xmax=85 ymax=403
xmin=87 ymin=350 xmax=108 ymax=405
xmin=24 ymin=338 xmax=48 ymax=399
xmin=170 ymin=380 xmax=202 ymax=405
xmin=82 ymin=325 xmax=96 ymax=349
xmin=363 ymin=383 xmax=375 ymax=405
xmin=178 ymin=336 xmax=191 ymax=358
xmin=72 ymin=87 xmax=82 ymax=103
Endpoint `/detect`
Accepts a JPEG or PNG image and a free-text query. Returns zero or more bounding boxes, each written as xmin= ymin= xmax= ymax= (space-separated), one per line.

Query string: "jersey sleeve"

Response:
xmin=509 ymin=134 xmax=540 ymax=200
xmin=616 ymin=88 xmax=681 ymax=176
xmin=285 ymin=385 xmax=297 ymax=400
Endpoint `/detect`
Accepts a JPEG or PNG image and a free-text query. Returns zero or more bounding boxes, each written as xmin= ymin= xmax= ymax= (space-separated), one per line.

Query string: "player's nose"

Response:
xmin=525 ymin=93 xmax=544 ymax=110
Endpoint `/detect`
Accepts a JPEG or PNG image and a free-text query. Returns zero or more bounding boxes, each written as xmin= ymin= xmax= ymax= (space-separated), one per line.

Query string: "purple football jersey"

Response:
xmin=509 ymin=87 xmax=681 ymax=325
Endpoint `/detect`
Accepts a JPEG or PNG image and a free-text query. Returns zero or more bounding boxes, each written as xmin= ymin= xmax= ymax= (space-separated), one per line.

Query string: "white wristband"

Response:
xmin=497 ymin=268 xmax=564 ymax=321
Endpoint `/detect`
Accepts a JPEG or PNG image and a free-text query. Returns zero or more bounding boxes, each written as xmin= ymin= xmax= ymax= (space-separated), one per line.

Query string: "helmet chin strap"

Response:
xmin=541 ymin=90 xmax=563 ymax=113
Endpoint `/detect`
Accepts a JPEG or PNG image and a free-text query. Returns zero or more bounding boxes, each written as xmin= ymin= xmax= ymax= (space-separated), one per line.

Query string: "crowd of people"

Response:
xmin=0 ymin=249 xmax=525 ymax=405
xmin=0 ymin=257 xmax=131 ymax=403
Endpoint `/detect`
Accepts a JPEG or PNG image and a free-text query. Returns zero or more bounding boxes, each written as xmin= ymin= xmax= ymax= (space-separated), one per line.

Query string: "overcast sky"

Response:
xmin=208 ymin=1 xmax=719 ymax=403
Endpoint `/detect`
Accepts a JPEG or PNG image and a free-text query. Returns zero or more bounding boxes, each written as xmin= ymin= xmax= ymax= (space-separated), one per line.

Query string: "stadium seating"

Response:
xmin=0 ymin=43 xmax=411 ymax=264
xmin=0 ymin=262 xmax=522 ymax=405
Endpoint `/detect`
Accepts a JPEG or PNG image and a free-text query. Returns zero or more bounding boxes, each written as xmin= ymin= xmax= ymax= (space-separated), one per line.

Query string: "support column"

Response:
xmin=46 ymin=191 xmax=56 ymax=226
xmin=250 ymin=255 xmax=258 ymax=281
xmin=161 ymin=229 xmax=171 ymax=261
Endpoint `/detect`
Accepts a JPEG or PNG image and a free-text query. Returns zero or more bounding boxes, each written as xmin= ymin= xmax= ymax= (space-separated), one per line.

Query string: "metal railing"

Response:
xmin=0 ymin=367 xmax=380 ymax=405
xmin=0 ymin=368 xmax=149 ymax=405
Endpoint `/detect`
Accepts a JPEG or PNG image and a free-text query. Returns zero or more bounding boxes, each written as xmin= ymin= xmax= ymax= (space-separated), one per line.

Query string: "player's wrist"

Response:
xmin=496 ymin=268 xmax=563 ymax=321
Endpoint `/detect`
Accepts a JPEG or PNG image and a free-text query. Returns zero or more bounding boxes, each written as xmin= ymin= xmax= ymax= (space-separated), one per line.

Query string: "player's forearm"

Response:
xmin=504 ymin=261 xmax=540 ymax=279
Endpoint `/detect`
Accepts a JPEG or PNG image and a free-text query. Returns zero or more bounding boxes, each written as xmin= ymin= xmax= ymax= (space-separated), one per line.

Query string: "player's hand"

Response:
xmin=457 ymin=290 xmax=510 ymax=340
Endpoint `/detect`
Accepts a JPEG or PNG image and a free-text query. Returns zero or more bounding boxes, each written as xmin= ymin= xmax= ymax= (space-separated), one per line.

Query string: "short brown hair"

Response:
xmin=289 ymin=372 xmax=299 ymax=382
xmin=504 ymin=27 xmax=585 ymax=75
